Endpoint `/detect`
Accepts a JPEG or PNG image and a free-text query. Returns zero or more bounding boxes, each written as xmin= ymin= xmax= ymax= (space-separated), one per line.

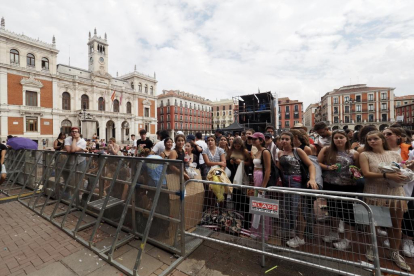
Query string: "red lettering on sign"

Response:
xmin=252 ymin=200 xmax=278 ymax=211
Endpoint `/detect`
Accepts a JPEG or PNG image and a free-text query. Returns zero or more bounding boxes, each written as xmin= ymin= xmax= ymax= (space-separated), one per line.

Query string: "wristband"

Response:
xmin=383 ymin=173 xmax=387 ymax=179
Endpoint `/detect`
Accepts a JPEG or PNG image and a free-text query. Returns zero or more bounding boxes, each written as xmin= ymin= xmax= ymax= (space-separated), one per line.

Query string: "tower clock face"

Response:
xmin=90 ymin=57 xmax=93 ymax=65
xmin=99 ymin=57 xmax=104 ymax=63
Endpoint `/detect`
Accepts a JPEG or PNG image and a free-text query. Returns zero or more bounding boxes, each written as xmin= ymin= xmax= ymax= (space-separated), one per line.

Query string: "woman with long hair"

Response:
xmin=250 ymin=132 xmax=272 ymax=240
xmin=278 ymin=132 xmax=317 ymax=248
xmin=290 ymin=129 xmax=312 ymax=156
xmin=53 ymin=133 xmax=66 ymax=151
xmin=228 ymin=136 xmax=235 ymax=149
xmin=169 ymin=134 xmax=190 ymax=181
xmin=384 ymin=127 xmax=411 ymax=161
xmin=360 ymin=131 xmax=410 ymax=271
xmin=160 ymin=138 xmax=173 ymax=159
xmin=218 ymin=136 xmax=229 ymax=156
xmin=318 ymin=130 xmax=359 ymax=250
xmin=356 ymin=125 xmax=378 ymax=153
xmin=107 ymin=138 xmax=120 ymax=155
xmin=184 ymin=141 xmax=198 ymax=167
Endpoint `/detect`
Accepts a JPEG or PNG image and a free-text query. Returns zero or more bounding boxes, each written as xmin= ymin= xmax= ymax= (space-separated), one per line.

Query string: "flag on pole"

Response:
xmin=119 ymin=93 xmax=123 ymax=105
xmin=111 ymin=90 xmax=116 ymax=102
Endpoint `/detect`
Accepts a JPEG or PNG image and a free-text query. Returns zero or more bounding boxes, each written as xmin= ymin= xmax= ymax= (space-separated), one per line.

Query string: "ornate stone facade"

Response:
xmin=0 ymin=18 xmax=157 ymax=145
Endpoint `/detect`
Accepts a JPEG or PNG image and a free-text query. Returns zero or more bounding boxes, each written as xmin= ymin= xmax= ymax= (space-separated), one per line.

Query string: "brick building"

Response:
xmin=0 ymin=19 xmax=157 ymax=144
xmin=277 ymin=97 xmax=303 ymax=130
xmin=396 ymin=103 xmax=414 ymax=128
xmin=314 ymin=84 xmax=396 ymax=131
xmin=157 ymin=90 xmax=212 ymax=137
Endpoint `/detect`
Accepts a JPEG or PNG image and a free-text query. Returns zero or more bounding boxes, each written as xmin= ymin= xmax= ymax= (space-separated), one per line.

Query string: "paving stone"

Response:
xmin=27 ymin=261 xmax=77 ymax=276
xmin=116 ymin=248 xmax=163 ymax=276
xmin=147 ymin=246 xmax=177 ymax=265
xmin=86 ymin=263 xmax=127 ymax=276
xmin=61 ymin=248 xmax=105 ymax=276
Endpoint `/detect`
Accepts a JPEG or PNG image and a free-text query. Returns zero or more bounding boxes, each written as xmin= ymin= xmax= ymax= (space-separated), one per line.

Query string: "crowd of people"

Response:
xmin=50 ymin=121 xmax=414 ymax=271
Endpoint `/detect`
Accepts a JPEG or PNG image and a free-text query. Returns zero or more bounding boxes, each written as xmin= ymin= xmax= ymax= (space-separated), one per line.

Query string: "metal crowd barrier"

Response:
xmin=184 ymin=179 xmax=414 ymax=276
xmin=0 ymin=149 xmax=205 ymax=276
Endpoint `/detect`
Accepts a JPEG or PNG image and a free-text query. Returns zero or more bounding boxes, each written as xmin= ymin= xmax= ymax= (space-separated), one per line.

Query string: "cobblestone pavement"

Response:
xmin=0 ymin=201 xmax=332 ymax=276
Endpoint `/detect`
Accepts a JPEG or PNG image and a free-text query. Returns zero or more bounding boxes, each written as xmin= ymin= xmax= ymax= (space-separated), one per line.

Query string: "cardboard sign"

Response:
xmin=249 ymin=197 xmax=279 ymax=218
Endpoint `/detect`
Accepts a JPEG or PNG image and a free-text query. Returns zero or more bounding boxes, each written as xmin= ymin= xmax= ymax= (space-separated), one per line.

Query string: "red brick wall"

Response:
xmin=39 ymin=79 xmax=53 ymax=108
xmin=8 ymin=117 xmax=24 ymax=135
xmin=40 ymin=119 xmax=53 ymax=135
xmin=150 ymin=124 xmax=155 ymax=134
xmin=138 ymin=98 xmax=143 ymax=117
xmin=150 ymin=100 xmax=155 ymax=117
xmin=7 ymin=74 xmax=23 ymax=105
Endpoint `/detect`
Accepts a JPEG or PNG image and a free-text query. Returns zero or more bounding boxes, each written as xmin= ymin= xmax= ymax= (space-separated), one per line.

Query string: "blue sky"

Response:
xmin=3 ymin=0 xmax=414 ymax=109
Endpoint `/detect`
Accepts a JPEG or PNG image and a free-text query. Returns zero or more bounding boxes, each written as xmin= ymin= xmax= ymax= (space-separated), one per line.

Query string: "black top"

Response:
xmin=136 ymin=138 xmax=154 ymax=149
xmin=55 ymin=139 xmax=64 ymax=151
xmin=245 ymin=142 xmax=253 ymax=152
xmin=0 ymin=144 xmax=7 ymax=156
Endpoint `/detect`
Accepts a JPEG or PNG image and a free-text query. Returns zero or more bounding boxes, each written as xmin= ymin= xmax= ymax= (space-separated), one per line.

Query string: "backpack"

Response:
xmin=260 ymin=149 xmax=283 ymax=187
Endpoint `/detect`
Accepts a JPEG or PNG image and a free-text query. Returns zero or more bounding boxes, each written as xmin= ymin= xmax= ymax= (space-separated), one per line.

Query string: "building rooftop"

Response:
xmin=278 ymin=97 xmax=302 ymax=105
xmin=330 ymin=84 xmax=394 ymax=95
xmin=158 ymin=90 xmax=211 ymax=104
xmin=395 ymin=95 xmax=414 ymax=100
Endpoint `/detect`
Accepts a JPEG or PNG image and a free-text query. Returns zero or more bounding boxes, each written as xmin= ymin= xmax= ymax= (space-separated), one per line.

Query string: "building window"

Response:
xmin=381 ymin=103 xmax=387 ymax=110
xmin=333 ymin=98 xmax=338 ymax=104
xmin=285 ymin=106 xmax=290 ymax=113
xmin=334 ymin=107 xmax=338 ymax=114
xmin=26 ymin=91 xmax=37 ymax=106
xmin=10 ymin=49 xmax=19 ymax=64
xmin=167 ymin=115 xmax=170 ymax=121
xmin=81 ymin=94 xmax=89 ymax=109
xmin=344 ymin=96 xmax=350 ymax=102
xmin=285 ymin=121 xmax=290 ymax=127
xmin=345 ymin=106 xmax=350 ymax=113
xmin=356 ymin=115 xmax=362 ymax=122
xmin=345 ymin=116 xmax=350 ymax=123
xmin=62 ymin=92 xmax=70 ymax=110
xmin=127 ymin=102 xmax=132 ymax=113
xmin=381 ymin=93 xmax=387 ymax=100
xmin=355 ymin=95 xmax=361 ymax=102
xmin=167 ymin=106 xmax=170 ymax=113
xmin=175 ymin=114 xmax=178 ymax=120
xmin=382 ymin=114 xmax=387 ymax=122
xmin=150 ymin=86 xmax=153 ymax=95
xmin=167 ymin=123 xmax=170 ymax=129
xmin=222 ymin=111 xmax=225 ymax=116
xmin=175 ymin=123 xmax=178 ymax=129
xmin=145 ymin=107 xmax=149 ymax=117
xmin=369 ymin=114 xmax=374 ymax=122
xmin=27 ymin=53 xmax=35 ymax=67
xmin=368 ymin=104 xmax=374 ymax=111
xmin=41 ymin=58 xmax=49 ymax=70
xmin=138 ymin=83 xmax=142 ymax=92
xmin=285 ymin=113 xmax=290 ymax=119
xmin=229 ymin=110 xmax=232 ymax=116
xmin=294 ymin=105 xmax=298 ymax=111
xmin=356 ymin=105 xmax=361 ymax=112
xmin=98 ymin=97 xmax=105 ymax=111
xmin=175 ymin=99 xmax=178 ymax=106
xmin=145 ymin=85 xmax=148 ymax=93
xmin=131 ymin=82 xmax=134 ymax=89
xmin=368 ymin=94 xmax=374 ymax=101
xmin=26 ymin=117 xmax=38 ymax=132
xmin=113 ymin=99 xmax=120 ymax=112
xmin=334 ymin=117 xmax=338 ymax=123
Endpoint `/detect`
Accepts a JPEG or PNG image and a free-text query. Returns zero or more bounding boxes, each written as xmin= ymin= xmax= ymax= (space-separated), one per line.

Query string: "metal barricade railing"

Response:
xmin=1 ymin=149 xmax=205 ymax=276
xmin=183 ymin=179 xmax=414 ymax=276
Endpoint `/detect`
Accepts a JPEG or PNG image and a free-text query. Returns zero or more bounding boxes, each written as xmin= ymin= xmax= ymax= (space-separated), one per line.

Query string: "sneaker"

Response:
xmin=366 ymin=246 xmax=374 ymax=262
xmin=377 ymin=228 xmax=387 ymax=237
xmin=390 ymin=251 xmax=411 ymax=272
xmin=338 ymin=220 xmax=344 ymax=234
xmin=403 ymin=239 xmax=414 ymax=258
xmin=333 ymin=239 xmax=350 ymax=251
xmin=286 ymin=236 xmax=305 ymax=248
xmin=322 ymin=232 xmax=340 ymax=243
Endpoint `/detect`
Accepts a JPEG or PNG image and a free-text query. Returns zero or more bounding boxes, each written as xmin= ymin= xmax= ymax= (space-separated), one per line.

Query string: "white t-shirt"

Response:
xmin=152 ymin=139 xmax=166 ymax=155
xmin=314 ymin=135 xmax=331 ymax=148
xmin=132 ymin=139 xmax=137 ymax=147
xmin=64 ymin=137 xmax=87 ymax=163
xmin=195 ymin=140 xmax=208 ymax=165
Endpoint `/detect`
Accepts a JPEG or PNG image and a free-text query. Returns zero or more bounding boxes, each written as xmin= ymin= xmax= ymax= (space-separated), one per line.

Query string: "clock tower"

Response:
xmin=87 ymin=28 xmax=108 ymax=74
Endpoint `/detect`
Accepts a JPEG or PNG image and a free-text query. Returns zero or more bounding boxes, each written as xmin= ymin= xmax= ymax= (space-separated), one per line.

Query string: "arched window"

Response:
xmin=62 ymin=92 xmax=70 ymax=110
xmin=138 ymin=83 xmax=142 ymax=92
xmin=81 ymin=94 xmax=89 ymax=109
xmin=61 ymin=120 xmax=72 ymax=136
xmin=41 ymin=57 xmax=49 ymax=70
xmin=10 ymin=49 xmax=19 ymax=64
xmin=150 ymin=86 xmax=153 ymax=95
xmin=98 ymin=97 xmax=105 ymax=111
xmin=131 ymin=82 xmax=134 ymax=89
xmin=27 ymin=53 xmax=35 ymax=67
xmin=145 ymin=84 xmax=148 ymax=93
xmin=113 ymin=99 xmax=119 ymax=112
xmin=127 ymin=102 xmax=132 ymax=113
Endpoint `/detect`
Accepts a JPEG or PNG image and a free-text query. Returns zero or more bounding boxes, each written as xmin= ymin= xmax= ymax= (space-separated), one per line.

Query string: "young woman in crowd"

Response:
xmin=384 ymin=127 xmax=411 ymax=161
xmin=360 ymin=131 xmax=410 ymax=271
xmin=318 ymin=130 xmax=359 ymax=250
xmin=218 ymin=136 xmax=230 ymax=156
xmin=107 ymin=138 xmax=120 ymax=155
xmin=168 ymin=134 xmax=190 ymax=181
xmin=278 ymin=132 xmax=317 ymax=248
xmin=229 ymin=136 xmax=235 ymax=149
xmin=291 ymin=129 xmax=312 ymax=156
xmin=202 ymin=135 xmax=226 ymax=176
xmin=355 ymin=125 xmax=378 ymax=153
xmin=53 ymin=133 xmax=66 ymax=151
xmin=160 ymin=138 xmax=173 ymax=159
xmin=249 ymin=132 xmax=272 ymax=240
xmin=184 ymin=141 xmax=198 ymax=167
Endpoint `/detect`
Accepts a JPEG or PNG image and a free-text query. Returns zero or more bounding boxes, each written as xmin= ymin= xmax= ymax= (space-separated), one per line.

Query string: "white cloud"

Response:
xmin=2 ymin=0 xmax=414 ymax=109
